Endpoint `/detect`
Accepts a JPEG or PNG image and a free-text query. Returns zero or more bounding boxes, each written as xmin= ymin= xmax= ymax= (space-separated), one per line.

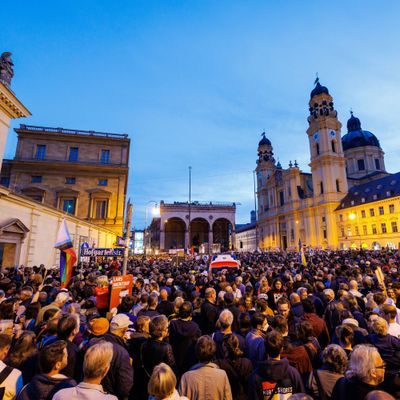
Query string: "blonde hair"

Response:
xmin=371 ymin=317 xmax=389 ymax=336
xmin=84 ymin=341 xmax=113 ymax=379
xmin=97 ymin=275 xmax=109 ymax=286
xmin=148 ymin=363 xmax=176 ymax=399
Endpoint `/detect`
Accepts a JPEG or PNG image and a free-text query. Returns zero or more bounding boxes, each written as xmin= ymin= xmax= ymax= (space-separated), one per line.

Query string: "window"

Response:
xmin=375 ymin=159 xmax=381 ymax=170
xmin=323 ymin=229 xmax=327 ymax=239
xmin=357 ymin=159 xmax=365 ymax=171
xmin=379 ymin=206 xmax=384 ymax=215
xmin=95 ymin=200 xmax=108 ymax=219
xmin=240 ymin=241 xmax=243 ymax=249
xmin=35 ymin=145 xmax=46 ymax=160
xmin=336 ymin=179 xmax=340 ymax=192
xmin=370 ymin=208 xmax=375 ymax=217
xmin=98 ymin=179 xmax=108 ymax=186
xmin=279 ymin=191 xmax=284 ymax=206
xmin=62 ymin=199 xmax=76 ymax=214
xmin=65 ymin=177 xmax=76 ymax=185
xmin=372 ymin=224 xmax=377 ymax=234
xmin=381 ymin=223 xmax=387 ymax=234
xmin=31 ymin=175 xmax=42 ymax=183
xmin=316 ymin=143 xmax=320 ymax=155
xmin=341 ymin=227 xmax=345 ymax=237
xmin=0 ymin=177 xmax=10 ymax=187
xmin=320 ymin=181 xmax=324 ymax=194
xmin=290 ymin=229 xmax=294 ymax=241
xmin=363 ymin=225 xmax=367 ymax=235
xmin=101 ymin=149 xmax=110 ymax=164
xmin=69 ymin=147 xmax=79 ymax=162
xmin=389 ymin=204 xmax=395 ymax=214
xmin=361 ymin=210 xmax=366 ymax=218
xmin=322 ymin=216 xmax=326 ymax=223
xmin=391 ymin=221 xmax=398 ymax=233
xmin=355 ymin=226 xmax=359 ymax=236
xmin=331 ymin=141 xmax=336 ymax=153
xmin=339 ymin=214 xmax=343 ymax=222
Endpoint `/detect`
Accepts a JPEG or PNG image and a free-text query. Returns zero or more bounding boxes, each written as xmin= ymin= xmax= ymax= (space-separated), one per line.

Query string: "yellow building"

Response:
xmin=256 ymin=79 xmax=399 ymax=250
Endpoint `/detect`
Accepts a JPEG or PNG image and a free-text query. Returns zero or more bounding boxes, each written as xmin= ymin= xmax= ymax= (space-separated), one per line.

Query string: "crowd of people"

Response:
xmin=0 ymin=249 xmax=399 ymax=400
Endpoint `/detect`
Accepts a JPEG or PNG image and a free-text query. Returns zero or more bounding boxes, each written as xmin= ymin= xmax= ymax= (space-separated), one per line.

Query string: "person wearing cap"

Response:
xmin=90 ymin=314 xmax=133 ymax=400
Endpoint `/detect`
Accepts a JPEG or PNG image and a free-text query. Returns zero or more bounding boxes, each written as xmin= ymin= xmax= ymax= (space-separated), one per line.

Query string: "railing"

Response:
xmin=161 ymin=200 xmax=238 ymax=207
xmin=18 ymin=124 xmax=129 ymax=139
xmin=12 ymin=157 xmax=128 ymax=167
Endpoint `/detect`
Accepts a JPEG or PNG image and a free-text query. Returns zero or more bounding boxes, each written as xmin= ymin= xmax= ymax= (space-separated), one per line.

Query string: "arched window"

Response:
xmin=320 ymin=181 xmax=324 ymax=194
xmin=316 ymin=143 xmax=320 ymax=155
xmin=336 ymin=179 xmax=340 ymax=192
xmin=331 ymin=140 xmax=336 ymax=153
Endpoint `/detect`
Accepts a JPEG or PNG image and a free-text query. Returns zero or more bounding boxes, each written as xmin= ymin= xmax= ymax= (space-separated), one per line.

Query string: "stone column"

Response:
xmin=208 ymin=230 xmax=213 ymax=253
xmin=184 ymin=229 xmax=189 ymax=250
xmin=231 ymin=228 xmax=236 ymax=250
xmin=160 ymin=219 xmax=166 ymax=251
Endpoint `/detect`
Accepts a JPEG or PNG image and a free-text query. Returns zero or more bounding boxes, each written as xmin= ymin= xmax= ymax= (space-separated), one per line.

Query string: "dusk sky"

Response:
xmin=2 ymin=1 xmax=400 ymax=228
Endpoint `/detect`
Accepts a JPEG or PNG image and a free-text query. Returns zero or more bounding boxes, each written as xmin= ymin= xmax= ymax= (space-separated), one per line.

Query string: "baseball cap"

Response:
xmin=110 ymin=314 xmax=133 ymax=330
xmin=90 ymin=317 xmax=110 ymax=336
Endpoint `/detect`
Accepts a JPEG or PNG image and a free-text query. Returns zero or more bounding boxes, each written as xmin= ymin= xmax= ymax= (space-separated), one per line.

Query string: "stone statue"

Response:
xmin=0 ymin=52 xmax=14 ymax=86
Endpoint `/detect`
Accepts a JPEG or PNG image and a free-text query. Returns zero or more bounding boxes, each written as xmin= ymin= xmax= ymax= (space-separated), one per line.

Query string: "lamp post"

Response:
xmin=144 ymin=201 xmax=159 ymax=257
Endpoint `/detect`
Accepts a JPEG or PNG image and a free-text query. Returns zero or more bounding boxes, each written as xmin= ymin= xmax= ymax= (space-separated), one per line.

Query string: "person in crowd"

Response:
xmin=215 ymin=334 xmax=252 ymax=400
xmin=93 ymin=314 xmax=133 ymax=400
xmin=331 ymin=345 xmax=386 ymax=400
xmin=308 ymin=344 xmax=347 ymax=400
xmin=156 ymin=289 xmax=175 ymax=318
xmin=94 ymin=276 xmax=110 ymax=317
xmin=138 ymin=293 xmax=160 ymax=318
xmin=200 ymin=288 xmax=219 ymax=335
xmin=148 ymin=363 xmax=188 ymax=400
xmin=0 ymin=333 xmax=23 ymax=400
xmin=168 ymin=301 xmax=201 ymax=375
xmin=35 ymin=292 xmax=69 ymax=327
xmin=380 ymin=304 xmax=400 ymax=338
xmin=267 ymin=278 xmax=286 ymax=311
xmin=335 ymin=324 xmax=354 ymax=358
xmin=52 ymin=341 xmax=117 ymax=400
xmin=17 ymin=340 xmax=76 ymax=400
xmin=301 ymin=298 xmax=330 ymax=348
xmin=245 ymin=312 xmax=268 ymax=368
xmin=248 ymin=330 xmax=305 ymax=399
xmin=364 ymin=391 xmax=396 ymax=400
xmin=179 ymin=335 xmax=232 ymax=400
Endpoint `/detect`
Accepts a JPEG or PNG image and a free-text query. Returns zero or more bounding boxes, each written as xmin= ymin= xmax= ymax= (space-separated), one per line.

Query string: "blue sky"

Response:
xmin=2 ymin=1 xmax=400 ymax=228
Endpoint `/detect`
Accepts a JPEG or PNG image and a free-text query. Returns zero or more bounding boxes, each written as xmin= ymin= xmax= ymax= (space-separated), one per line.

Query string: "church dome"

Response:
xmin=342 ymin=112 xmax=381 ymax=151
xmin=310 ymin=79 xmax=329 ymax=98
xmin=259 ymin=132 xmax=271 ymax=147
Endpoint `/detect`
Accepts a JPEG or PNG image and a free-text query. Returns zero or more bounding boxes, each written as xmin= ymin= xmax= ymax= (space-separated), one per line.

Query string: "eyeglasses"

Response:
xmin=375 ymin=363 xmax=386 ymax=370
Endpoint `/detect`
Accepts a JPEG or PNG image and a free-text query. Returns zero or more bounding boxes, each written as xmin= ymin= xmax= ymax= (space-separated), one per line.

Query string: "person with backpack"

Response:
xmin=0 ymin=334 xmax=23 ymax=400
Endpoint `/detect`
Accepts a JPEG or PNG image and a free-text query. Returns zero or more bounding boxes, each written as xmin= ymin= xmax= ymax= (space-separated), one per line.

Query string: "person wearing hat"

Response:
xmin=90 ymin=314 xmax=133 ymax=400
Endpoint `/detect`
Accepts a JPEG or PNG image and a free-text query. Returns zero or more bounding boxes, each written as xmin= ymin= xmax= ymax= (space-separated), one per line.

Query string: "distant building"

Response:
xmin=148 ymin=200 xmax=236 ymax=253
xmin=256 ymin=79 xmax=400 ymax=250
xmin=235 ymin=222 xmax=256 ymax=252
xmin=1 ymin=124 xmax=130 ymax=236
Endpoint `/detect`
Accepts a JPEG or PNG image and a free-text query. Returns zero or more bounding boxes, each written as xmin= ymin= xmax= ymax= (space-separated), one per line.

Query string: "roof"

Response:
xmin=236 ymin=221 xmax=256 ymax=233
xmin=337 ymin=172 xmax=400 ymax=210
xmin=310 ymin=80 xmax=329 ymax=98
xmin=258 ymin=132 xmax=271 ymax=147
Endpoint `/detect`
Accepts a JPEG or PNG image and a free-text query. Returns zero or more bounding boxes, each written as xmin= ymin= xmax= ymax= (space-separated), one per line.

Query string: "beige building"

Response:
xmin=2 ymin=124 xmax=130 ymax=236
xmin=0 ymin=52 xmax=121 ymax=269
xmin=256 ymin=79 xmax=399 ymax=250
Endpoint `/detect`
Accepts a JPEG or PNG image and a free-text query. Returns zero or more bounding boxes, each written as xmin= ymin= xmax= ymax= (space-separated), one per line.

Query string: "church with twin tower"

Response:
xmin=256 ymin=79 xmax=399 ymax=250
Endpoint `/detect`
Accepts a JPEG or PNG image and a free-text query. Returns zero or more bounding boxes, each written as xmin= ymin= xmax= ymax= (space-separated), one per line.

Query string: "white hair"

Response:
xmin=323 ymin=289 xmax=335 ymax=299
xmin=346 ymin=345 xmax=380 ymax=382
xmin=219 ymin=309 xmax=234 ymax=328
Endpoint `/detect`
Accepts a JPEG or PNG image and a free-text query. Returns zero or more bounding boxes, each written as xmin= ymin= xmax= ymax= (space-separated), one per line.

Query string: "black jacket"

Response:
xmin=216 ymin=357 xmax=253 ymax=400
xmin=248 ymin=358 xmax=305 ymax=400
xmin=17 ymin=373 xmax=76 ymax=400
xmin=156 ymin=300 xmax=175 ymax=317
xmin=200 ymin=300 xmax=219 ymax=334
xmin=331 ymin=377 xmax=380 ymax=400
xmin=91 ymin=332 xmax=134 ymax=400
xmin=169 ymin=319 xmax=201 ymax=374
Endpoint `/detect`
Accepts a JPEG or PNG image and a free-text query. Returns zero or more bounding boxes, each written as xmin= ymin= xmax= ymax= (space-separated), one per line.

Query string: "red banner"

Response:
xmin=109 ymin=275 xmax=133 ymax=311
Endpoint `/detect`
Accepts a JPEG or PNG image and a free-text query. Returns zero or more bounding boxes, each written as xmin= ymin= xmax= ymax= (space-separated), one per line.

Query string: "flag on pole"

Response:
xmin=54 ymin=219 xmax=77 ymax=288
xmin=298 ymin=239 xmax=307 ymax=266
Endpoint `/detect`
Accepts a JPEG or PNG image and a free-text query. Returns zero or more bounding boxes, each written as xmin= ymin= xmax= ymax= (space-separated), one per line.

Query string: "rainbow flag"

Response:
xmin=54 ymin=219 xmax=77 ymax=288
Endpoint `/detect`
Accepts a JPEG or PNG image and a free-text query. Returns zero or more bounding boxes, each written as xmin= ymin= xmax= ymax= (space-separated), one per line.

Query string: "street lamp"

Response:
xmin=144 ymin=201 xmax=160 ymax=257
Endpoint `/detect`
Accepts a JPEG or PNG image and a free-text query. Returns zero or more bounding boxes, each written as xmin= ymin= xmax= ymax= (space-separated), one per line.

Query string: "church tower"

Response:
xmin=307 ymin=78 xmax=348 ymax=201
xmin=255 ymin=132 xmax=276 ymax=220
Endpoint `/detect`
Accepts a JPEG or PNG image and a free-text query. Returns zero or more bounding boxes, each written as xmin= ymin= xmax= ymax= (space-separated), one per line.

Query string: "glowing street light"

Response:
xmin=349 ymin=212 xmax=356 ymax=220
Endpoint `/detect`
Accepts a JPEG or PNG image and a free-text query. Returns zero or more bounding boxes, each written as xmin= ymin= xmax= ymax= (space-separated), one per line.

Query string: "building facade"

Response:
xmin=1 ymin=124 xmax=130 ymax=236
xmin=235 ymin=222 xmax=256 ymax=252
xmin=148 ymin=201 xmax=236 ymax=253
xmin=256 ymin=79 xmax=399 ymax=250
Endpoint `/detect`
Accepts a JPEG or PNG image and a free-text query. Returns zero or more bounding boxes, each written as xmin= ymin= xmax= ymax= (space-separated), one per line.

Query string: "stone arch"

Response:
xmin=189 ymin=218 xmax=209 ymax=249
xmin=212 ymin=218 xmax=233 ymax=252
xmin=165 ymin=217 xmax=186 ymax=250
